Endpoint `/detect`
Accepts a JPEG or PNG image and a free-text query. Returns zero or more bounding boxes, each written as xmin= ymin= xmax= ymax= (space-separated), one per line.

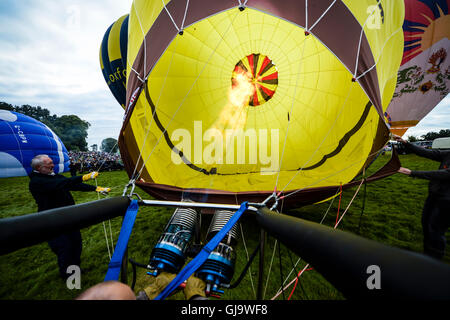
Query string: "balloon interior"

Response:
xmin=118 ymin=0 xmax=407 ymax=208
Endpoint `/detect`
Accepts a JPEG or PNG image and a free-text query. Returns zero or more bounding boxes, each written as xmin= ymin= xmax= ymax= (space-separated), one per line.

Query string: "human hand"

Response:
xmin=143 ymin=272 xmax=176 ymax=300
xmin=183 ymin=275 xmax=206 ymax=300
xmin=397 ymin=167 xmax=411 ymax=175
xmin=95 ymin=186 xmax=111 ymax=195
xmin=392 ymin=134 xmax=406 ymax=144
xmin=82 ymin=171 xmax=99 ymax=181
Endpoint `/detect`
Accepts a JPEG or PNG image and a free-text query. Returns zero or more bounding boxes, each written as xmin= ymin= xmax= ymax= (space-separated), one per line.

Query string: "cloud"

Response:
xmin=0 ymin=0 xmax=130 ymax=146
xmin=405 ymin=93 xmax=450 ymax=138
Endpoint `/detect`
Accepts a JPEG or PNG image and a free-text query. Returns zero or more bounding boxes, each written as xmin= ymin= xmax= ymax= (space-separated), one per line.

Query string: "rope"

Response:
xmin=271 ymin=179 xmax=365 ymax=300
xmin=239 ymin=222 xmax=257 ymax=298
xmin=287 ymin=264 xmax=314 ymax=300
xmin=95 ymin=179 xmax=113 ymax=259
xmin=357 ymin=173 xmax=367 ymax=234
xmin=102 ymin=220 xmax=112 ymax=260
xmin=288 ymin=248 xmax=310 ymax=299
xmin=132 ymin=0 xmax=148 ymax=77
xmin=270 ymin=189 xmax=338 ymax=300
xmin=354 ymin=1 xmax=381 ymax=77
xmin=356 ymin=27 xmax=403 ymax=81
xmin=263 ymin=238 xmax=278 ymax=299
xmin=180 ymin=0 xmax=190 ymax=32
xmin=162 ymin=0 xmax=181 ymax=33
xmin=86 ymin=141 xmax=125 ymax=259
xmin=272 ymin=189 xmax=339 ymax=293
xmin=238 ymin=0 xmax=249 ymax=7
xmin=308 ymin=0 xmax=336 ymax=32
xmin=335 ymin=183 xmax=343 ymax=226
xmin=278 ymin=240 xmax=285 ymax=300
xmin=335 ymin=177 xmax=365 ymax=228
xmin=305 ymin=0 xmax=308 ymax=31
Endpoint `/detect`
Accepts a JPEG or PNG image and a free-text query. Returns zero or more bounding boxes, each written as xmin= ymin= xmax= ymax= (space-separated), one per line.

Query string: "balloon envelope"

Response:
xmin=100 ymin=14 xmax=129 ymax=109
xmin=118 ymin=0 xmax=405 ymax=206
xmin=386 ymin=0 xmax=450 ymax=136
xmin=0 ymin=110 xmax=69 ymax=178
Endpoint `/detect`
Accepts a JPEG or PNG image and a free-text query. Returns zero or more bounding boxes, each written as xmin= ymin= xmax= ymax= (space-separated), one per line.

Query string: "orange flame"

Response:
xmin=229 ymin=71 xmax=254 ymax=108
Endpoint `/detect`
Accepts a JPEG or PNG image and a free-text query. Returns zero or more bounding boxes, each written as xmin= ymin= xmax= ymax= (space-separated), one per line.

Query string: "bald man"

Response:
xmin=29 ymin=154 xmax=110 ymax=279
xmin=76 ymin=281 xmax=136 ymax=300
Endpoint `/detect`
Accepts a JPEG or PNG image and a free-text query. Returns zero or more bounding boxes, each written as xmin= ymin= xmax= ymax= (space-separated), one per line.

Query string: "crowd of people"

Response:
xmin=68 ymin=151 xmax=123 ymax=175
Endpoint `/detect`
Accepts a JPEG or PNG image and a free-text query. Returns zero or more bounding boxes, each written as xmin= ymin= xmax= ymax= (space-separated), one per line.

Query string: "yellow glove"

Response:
xmin=143 ymin=272 xmax=176 ymax=300
xmin=183 ymin=275 xmax=206 ymax=300
xmin=95 ymin=186 xmax=111 ymax=195
xmin=82 ymin=171 xmax=98 ymax=181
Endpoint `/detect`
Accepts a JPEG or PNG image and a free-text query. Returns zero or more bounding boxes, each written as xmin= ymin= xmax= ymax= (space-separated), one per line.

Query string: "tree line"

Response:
xmin=1 ymin=102 xmax=91 ymax=151
xmin=408 ymin=129 xmax=450 ymax=142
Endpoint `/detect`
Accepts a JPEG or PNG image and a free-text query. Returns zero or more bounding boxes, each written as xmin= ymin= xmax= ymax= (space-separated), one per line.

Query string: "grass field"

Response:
xmin=0 ymin=152 xmax=449 ymax=300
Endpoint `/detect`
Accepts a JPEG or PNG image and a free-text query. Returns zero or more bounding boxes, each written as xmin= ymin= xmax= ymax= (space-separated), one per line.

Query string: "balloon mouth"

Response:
xmin=230 ymin=53 xmax=278 ymax=107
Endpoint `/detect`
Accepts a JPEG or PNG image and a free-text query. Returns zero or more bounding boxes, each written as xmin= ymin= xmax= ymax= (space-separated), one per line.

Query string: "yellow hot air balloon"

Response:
xmin=118 ymin=0 xmax=405 ymax=207
xmin=100 ymin=14 xmax=129 ymax=109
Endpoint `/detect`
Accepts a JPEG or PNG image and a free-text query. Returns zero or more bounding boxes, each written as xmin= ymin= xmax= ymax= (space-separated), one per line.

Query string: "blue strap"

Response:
xmin=154 ymin=201 xmax=248 ymax=300
xmin=104 ymin=199 xmax=139 ymax=281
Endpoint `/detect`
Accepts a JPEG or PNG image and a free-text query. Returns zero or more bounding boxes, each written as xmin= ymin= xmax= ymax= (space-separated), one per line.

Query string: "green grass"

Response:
xmin=0 ymin=153 xmax=449 ymax=300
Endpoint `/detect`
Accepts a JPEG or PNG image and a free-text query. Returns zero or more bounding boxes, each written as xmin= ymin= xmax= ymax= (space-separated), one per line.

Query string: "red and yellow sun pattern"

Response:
xmin=231 ymin=53 xmax=278 ymax=106
xmin=402 ymin=0 xmax=449 ymax=65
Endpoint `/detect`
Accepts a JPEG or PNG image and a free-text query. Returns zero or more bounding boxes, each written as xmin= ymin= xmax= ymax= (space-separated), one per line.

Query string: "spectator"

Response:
xmin=394 ymin=134 xmax=450 ymax=260
xmin=29 ymin=154 xmax=111 ymax=279
xmin=68 ymin=151 xmax=124 ymax=173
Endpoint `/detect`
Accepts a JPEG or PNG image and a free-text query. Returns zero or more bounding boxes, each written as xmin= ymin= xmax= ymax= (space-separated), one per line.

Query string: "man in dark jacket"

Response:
xmin=29 ymin=154 xmax=111 ymax=279
xmin=394 ymin=135 xmax=450 ymax=260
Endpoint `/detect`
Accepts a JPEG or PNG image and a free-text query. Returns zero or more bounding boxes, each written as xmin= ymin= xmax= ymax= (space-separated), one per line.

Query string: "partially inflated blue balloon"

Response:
xmin=0 ymin=110 xmax=69 ymax=178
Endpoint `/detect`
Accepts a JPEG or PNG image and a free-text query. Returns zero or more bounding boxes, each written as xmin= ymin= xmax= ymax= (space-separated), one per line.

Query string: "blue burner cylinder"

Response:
xmin=196 ymin=210 xmax=239 ymax=296
xmin=147 ymin=206 xmax=199 ymax=276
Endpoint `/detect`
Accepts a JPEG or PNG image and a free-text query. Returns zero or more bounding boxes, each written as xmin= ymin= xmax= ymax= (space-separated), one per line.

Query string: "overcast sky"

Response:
xmin=403 ymin=94 xmax=450 ymax=138
xmin=0 ymin=0 xmax=131 ymax=148
xmin=0 ymin=0 xmax=448 ymax=149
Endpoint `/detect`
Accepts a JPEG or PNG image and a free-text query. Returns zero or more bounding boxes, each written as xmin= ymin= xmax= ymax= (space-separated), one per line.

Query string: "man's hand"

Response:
xmin=82 ymin=171 xmax=99 ymax=181
xmin=143 ymin=272 xmax=176 ymax=300
xmin=398 ymin=167 xmax=412 ymax=175
xmin=183 ymin=275 xmax=206 ymax=300
xmin=95 ymin=186 xmax=111 ymax=195
xmin=392 ymin=134 xmax=406 ymax=144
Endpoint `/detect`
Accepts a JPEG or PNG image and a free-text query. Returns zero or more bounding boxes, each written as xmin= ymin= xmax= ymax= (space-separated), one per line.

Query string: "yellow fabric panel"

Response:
xmin=108 ymin=14 xmax=128 ymax=62
xmin=128 ymin=7 xmax=383 ymax=192
xmin=127 ymin=0 xmax=170 ymax=82
xmin=99 ymin=44 xmax=104 ymax=69
xmin=342 ymin=0 xmax=404 ymax=110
